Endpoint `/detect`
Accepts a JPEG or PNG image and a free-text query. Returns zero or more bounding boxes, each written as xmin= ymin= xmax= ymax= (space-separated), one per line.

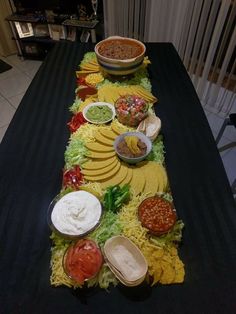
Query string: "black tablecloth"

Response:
xmin=0 ymin=42 xmax=236 ymax=314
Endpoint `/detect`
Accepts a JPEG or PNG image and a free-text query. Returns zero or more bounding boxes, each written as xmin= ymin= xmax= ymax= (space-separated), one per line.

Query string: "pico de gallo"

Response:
xmin=115 ymin=95 xmax=148 ymax=127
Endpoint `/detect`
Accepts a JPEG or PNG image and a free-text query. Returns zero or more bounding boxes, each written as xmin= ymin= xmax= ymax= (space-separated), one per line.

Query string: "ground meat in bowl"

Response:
xmin=117 ymin=139 xmax=147 ymax=158
xmin=98 ymin=40 xmax=143 ymax=60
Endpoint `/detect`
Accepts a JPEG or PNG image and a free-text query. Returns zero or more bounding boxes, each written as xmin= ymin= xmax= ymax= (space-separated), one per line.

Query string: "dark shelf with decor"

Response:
xmin=6 ymin=0 xmax=103 ymax=60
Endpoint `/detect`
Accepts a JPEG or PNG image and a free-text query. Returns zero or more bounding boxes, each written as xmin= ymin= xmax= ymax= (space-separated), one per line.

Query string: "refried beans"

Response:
xmin=98 ymin=40 xmax=143 ymax=60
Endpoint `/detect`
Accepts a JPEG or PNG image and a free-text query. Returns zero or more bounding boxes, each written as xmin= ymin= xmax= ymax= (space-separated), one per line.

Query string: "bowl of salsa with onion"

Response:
xmin=63 ymin=239 xmax=103 ymax=285
xmin=115 ymin=95 xmax=148 ymax=127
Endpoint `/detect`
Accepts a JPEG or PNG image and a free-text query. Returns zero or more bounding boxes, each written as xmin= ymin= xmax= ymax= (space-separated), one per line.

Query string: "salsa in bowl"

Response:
xmin=115 ymin=95 xmax=148 ymax=127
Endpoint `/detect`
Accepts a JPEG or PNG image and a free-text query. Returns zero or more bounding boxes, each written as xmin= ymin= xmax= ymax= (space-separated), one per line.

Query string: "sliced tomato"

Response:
xmin=64 ymin=239 xmax=103 ymax=284
xmin=65 ymin=246 xmax=74 ymax=267
xmin=79 ymin=254 xmax=97 ymax=277
xmin=76 ymin=248 xmax=101 ymax=275
xmin=70 ymin=270 xmax=85 ymax=284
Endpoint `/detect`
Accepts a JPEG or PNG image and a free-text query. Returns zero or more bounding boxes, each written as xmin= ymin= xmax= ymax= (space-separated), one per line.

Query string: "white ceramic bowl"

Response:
xmin=113 ymin=131 xmax=152 ymax=164
xmin=83 ymin=102 xmax=116 ymax=124
xmin=95 ymin=36 xmax=146 ymax=76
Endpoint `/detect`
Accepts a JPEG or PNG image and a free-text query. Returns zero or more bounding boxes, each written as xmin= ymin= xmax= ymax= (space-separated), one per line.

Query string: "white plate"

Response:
xmin=83 ymin=102 xmax=116 ymax=124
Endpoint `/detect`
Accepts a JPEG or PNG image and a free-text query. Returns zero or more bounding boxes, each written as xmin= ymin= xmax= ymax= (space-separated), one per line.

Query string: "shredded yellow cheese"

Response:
xmin=50 ymin=247 xmax=82 ymax=288
xmin=73 ymin=123 xmax=118 ymax=143
xmin=80 ymin=182 xmax=103 ymax=199
xmin=85 ymin=73 xmax=104 ymax=86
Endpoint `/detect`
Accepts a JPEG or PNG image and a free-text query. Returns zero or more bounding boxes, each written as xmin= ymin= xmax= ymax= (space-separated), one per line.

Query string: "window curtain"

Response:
xmin=103 ymin=0 xmax=236 ymax=116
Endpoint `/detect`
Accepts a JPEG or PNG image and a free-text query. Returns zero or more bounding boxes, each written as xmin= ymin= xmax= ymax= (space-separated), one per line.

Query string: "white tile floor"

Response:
xmin=0 ymin=54 xmax=235 ymax=193
xmin=0 ymin=54 xmax=42 ymax=143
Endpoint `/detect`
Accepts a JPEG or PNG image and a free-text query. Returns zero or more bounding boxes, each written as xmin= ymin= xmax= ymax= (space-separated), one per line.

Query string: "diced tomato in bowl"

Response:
xmin=115 ymin=95 xmax=148 ymax=127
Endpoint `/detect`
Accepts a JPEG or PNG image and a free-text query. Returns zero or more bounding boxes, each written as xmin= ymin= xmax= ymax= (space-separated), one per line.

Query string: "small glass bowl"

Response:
xmin=138 ymin=195 xmax=177 ymax=236
xmin=62 ymin=239 xmax=103 ymax=284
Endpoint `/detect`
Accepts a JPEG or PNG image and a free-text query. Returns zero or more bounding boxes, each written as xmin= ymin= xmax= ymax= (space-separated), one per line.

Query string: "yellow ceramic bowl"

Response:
xmin=95 ymin=36 xmax=146 ymax=76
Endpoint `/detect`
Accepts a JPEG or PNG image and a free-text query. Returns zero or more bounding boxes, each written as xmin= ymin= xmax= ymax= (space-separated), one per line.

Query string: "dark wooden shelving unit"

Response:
xmin=6 ymin=13 xmax=99 ymax=60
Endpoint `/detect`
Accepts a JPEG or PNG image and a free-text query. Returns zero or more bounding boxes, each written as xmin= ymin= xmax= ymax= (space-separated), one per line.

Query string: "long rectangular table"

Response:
xmin=0 ymin=42 xmax=236 ymax=313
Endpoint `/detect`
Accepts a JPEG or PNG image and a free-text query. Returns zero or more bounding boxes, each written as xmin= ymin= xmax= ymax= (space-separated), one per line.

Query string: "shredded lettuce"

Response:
xmin=50 ymin=232 xmax=71 ymax=250
xmin=87 ymin=264 xmax=118 ymax=289
xmin=98 ymin=68 xmax=152 ymax=91
xmin=80 ymin=52 xmax=97 ymax=66
xmin=150 ymin=220 xmax=185 ymax=247
xmin=88 ymin=211 xmax=122 ymax=246
xmin=96 ymin=59 xmax=152 ymax=91
xmin=69 ymin=97 xmax=82 ymax=114
xmin=147 ymin=135 xmax=165 ymax=164
xmin=64 ymin=137 xmax=88 ymax=169
xmin=161 ymin=192 xmax=173 ymax=203
xmin=130 ymin=67 xmax=152 ymax=91
xmin=59 ymin=187 xmax=75 ymax=197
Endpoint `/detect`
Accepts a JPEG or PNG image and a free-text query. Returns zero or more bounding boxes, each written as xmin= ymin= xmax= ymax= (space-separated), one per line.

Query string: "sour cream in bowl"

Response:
xmin=48 ymin=191 xmax=102 ymax=239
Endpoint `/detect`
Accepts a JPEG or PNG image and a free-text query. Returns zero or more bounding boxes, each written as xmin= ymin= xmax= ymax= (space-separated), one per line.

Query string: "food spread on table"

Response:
xmin=49 ymin=37 xmax=185 ymax=290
